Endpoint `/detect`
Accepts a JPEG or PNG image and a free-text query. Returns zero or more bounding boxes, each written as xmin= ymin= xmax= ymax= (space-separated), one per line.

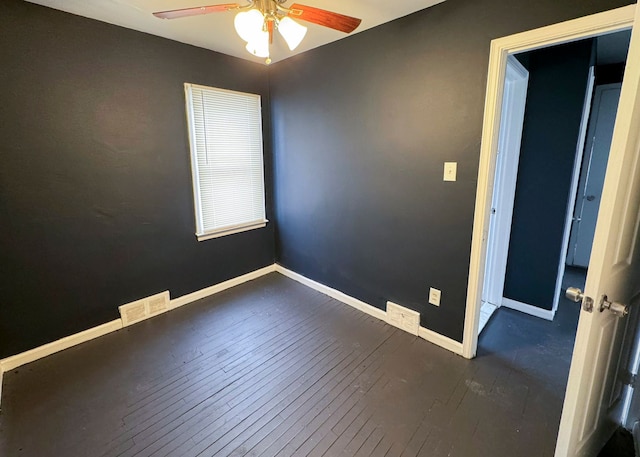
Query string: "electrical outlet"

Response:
xmin=429 ymin=288 xmax=441 ymax=306
xmin=444 ymin=162 xmax=457 ymax=181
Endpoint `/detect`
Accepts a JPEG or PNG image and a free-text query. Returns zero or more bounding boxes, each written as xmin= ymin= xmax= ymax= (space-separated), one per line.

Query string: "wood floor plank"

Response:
xmin=250 ymin=332 xmax=404 ymax=456
xmin=123 ymin=293 xmax=336 ymax=417
xmin=118 ymin=330 xmax=341 ymax=456
xmin=353 ymin=424 xmax=385 ymax=457
xmin=178 ymin=347 xmax=354 ymax=456
xmin=121 ymin=296 xmax=340 ymax=411
xmin=369 ymin=436 xmax=394 ymax=457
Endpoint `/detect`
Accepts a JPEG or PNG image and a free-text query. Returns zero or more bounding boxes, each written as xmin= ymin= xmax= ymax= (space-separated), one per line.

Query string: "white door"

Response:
xmin=567 ymin=84 xmax=622 ymax=268
xmin=555 ymin=8 xmax=640 ymax=456
xmin=482 ymin=56 xmax=528 ymax=308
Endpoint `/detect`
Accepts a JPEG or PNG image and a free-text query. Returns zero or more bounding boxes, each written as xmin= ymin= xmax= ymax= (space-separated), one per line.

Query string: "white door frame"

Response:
xmin=482 ymin=55 xmax=529 ymax=311
xmin=463 ymin=4 xmax=636 ymax=360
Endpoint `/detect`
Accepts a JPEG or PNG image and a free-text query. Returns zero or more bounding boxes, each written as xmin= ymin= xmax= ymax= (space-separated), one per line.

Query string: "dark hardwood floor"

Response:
xmin=0 ymin=272 xmax=579 ymax=456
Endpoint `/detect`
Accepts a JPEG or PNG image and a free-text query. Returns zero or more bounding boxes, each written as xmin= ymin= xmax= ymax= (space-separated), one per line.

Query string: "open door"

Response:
xmin=482 ymin=55 xmax=528 ymax=314
xmin=567 ymin=84 xmax=622 ymax=268
xmin=555 ymin=6 xmax=640 ymax=456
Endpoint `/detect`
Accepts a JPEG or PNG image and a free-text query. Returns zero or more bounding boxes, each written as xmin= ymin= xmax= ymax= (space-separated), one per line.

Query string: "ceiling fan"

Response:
xmin=153 ymin=0 xmax=362 ymax=64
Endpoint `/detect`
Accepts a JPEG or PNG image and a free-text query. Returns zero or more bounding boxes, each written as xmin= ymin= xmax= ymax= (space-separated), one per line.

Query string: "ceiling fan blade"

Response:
xmin=287 ymin=4 xmax=362 ymax=33
xmin=153 ymin=3 xmax=239 ymax=19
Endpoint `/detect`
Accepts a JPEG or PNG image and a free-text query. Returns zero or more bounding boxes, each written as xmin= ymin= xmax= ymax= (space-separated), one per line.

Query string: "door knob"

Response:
xmin=566 ymin=287 xmax=594 ymax=312
xmin=586 ymin=195 xmax=596 ymax=201
xmin=599 ymin=295 xmax=629 ymax=317
xmin=566 ymin=287 xmax=584 ymax=302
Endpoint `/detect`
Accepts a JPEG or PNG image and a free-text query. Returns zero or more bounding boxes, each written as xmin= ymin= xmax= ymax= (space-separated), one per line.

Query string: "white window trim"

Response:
xmin=184 ymin=83 xmax=268 ymax=241
xmin=196 ymin=220 xmax=267 ymax=241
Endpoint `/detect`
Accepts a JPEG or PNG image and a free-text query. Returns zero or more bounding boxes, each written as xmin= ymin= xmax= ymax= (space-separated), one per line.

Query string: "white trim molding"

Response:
xmin=463 ymin=4 xmax=636 ymax=360
xmin=418 ymin=327 xmax=464 ymax=356
xmin=196 ymin=220 xmax=268 ymax=241
xmin=275 ymin=265 xmax=386 ymax=321
xmin=501 ymin=297 xmax=555 ymax=321
xmin=0 ymin=264 xmax=277 ymax=372
xmin=0 ymin=263 xmax=277 ymax=408
xmin=0 ymin=261 xmax=467 ymax=409
xmin=275 ymin=265 xmax=464 ymax=356
xmin=169 ymin=264 xmax=276 ymax=310
xmin=0 ymin=319 xmax=124 ymax=376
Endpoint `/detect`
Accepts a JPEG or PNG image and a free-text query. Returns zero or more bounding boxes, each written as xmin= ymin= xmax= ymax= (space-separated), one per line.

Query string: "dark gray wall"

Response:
xmin=503 ymin=40 xmax=593 ymax=310
xmin=270 ymin=0 xmax=631 ymax=342
xmin=0 ymin=1 xmax=274 ymax=357
xmin=596 ymin=63 xmax=626 ymax=84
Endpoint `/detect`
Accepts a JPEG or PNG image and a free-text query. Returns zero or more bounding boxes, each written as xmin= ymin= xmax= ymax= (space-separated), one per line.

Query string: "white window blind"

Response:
xmin=185 ymin=83 xmax=267 ymax=240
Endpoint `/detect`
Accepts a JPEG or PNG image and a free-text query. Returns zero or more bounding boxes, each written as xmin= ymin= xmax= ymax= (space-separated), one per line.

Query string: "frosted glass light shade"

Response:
xmin=278 ymin=17 xmax=307 ymax=51
xmin=246 ymin=30 xmax=270 ymax=58
xmin=234 ymin=9 xmax=265 ymax=42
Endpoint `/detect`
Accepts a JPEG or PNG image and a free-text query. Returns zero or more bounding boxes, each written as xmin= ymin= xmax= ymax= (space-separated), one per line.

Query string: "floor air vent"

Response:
xmin=386 ymin=301 xmax=420 ymax=336
xmin=119 ymin=291 xmax=170 ymax=326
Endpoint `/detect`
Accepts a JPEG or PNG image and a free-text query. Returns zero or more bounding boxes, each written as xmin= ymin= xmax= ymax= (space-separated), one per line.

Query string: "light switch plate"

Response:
xmin=429 ymin=288 xmax=441 ymax=306
xmin=444 ymin=162 xmax=457 ymax=181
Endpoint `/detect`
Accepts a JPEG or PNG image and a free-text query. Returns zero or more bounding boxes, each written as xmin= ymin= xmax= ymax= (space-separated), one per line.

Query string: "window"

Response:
xmin=184 ymin=83 xmax=267 ymax=241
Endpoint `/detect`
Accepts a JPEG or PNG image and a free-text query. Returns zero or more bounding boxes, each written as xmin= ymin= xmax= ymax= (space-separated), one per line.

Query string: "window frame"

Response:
xmin=184 ymin=83 xmax=268 ymax=241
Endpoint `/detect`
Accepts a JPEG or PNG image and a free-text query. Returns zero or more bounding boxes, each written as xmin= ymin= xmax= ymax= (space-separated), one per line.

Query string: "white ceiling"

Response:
xmin=25 ymin=0 xmax=446 ymax=64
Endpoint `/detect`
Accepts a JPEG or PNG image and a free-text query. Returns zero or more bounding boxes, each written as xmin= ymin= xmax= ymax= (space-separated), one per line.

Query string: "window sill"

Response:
xmin=196 ymin=220 xmax=268 ymax=241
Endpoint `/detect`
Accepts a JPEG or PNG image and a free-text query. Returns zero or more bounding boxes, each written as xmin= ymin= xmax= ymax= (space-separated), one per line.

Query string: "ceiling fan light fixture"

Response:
xmin=246 ymin=30 xmax=270 ymax=58
xmin=153 ymin=3 xmax=362 ymax=63
xmin=277 ymin=17 xmax=307 ymax=51
xmin=234 ymin=9 xmax=265 ymax=43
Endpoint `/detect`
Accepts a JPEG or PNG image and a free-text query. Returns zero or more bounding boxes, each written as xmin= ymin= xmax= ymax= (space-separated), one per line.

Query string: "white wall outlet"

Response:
xmin=444 ymin=162 xmax=457 ymax=181
xmin=385 ymin=301 xmax=420 ymax=336
xmin=429 ymin=288 xmax=441 ymax=306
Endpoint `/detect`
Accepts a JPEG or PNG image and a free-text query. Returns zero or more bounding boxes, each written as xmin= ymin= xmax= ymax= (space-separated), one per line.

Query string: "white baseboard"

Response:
xmin=169 ymin=264 xmax=276 ymax=310
xmin=275 ymin=264 xmax=464 ymax=356
xmin=0 ymin=264 xmax=276 ymax=376
xmin=0 ymin=319 xmax=123 ymax=373
xmin=0 ymin=263 xmax=463 ymax=409
xmin=274 ymin=265 xmax=387 ymax=321
xmin=502 ymin=297 xmax=555 ymax=321
xmin=418 ymin=326 xmax=464 ymax=356
xmin=0 ymin=264 xmax=276 ymax=409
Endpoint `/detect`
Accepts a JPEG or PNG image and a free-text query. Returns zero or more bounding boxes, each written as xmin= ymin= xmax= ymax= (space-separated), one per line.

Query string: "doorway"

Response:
xmin=463 ymin=5 xmax=640 ymax=456
xmin=473 ymin=39 xmax=629 ymax=442
xmin=479 ymin=35 xmax=628 ymax=335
